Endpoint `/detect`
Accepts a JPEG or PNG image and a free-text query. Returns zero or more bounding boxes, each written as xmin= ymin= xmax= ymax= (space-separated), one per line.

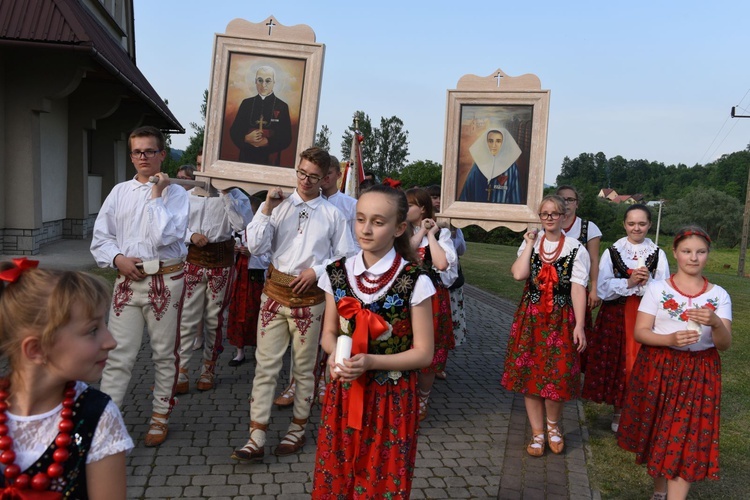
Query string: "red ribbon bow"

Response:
xmin=535 ymin=263 xmax=559 ymax=314
xmin=0 ymin=258 xmax=40 ymax=284
xmin=336 ymin=296 xmax=390 ymax=430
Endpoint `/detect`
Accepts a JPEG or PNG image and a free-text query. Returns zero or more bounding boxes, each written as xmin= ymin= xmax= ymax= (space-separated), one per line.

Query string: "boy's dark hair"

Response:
xmin=129 ymin=125 xmax=165 ymax=151
xmin=299 ymin=147 xmax=331 ymax=175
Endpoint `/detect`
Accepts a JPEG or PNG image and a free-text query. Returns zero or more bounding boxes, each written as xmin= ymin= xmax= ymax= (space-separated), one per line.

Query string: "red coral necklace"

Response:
xmin=356 ymin=254 xmax=402 ymax=294
xmin=539 ymin=234 xmax=565 ymax=263
xmin=669 ymin=274 xmax=708 ymax=304
xmin=0 ymin=380 xmax=75 ymax=494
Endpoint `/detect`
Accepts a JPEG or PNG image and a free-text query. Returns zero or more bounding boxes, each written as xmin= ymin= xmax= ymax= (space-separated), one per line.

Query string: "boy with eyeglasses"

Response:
xmin=91 ymin=125 xmax=189 ymax=447
xmin=232 ymin=146 xmax=356 ymax=462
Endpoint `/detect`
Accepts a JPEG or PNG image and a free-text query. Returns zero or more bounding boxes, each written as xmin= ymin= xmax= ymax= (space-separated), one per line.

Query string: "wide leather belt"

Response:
xmin=187 ymin=239 xmax=235 ymax=268
xmin=263 ymin=263 xmax=325 ymax=307
xmin=127 ymin=259 xmax=184 ymax=277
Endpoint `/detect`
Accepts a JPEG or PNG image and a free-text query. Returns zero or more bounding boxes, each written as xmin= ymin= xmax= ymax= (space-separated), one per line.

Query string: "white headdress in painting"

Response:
xmin=469 ymin=126 xmax=521 ymax=181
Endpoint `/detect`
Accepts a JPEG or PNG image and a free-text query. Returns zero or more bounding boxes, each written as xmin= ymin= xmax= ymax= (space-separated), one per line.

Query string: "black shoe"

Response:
xmin=228 ymin=357 xmax=246 ymax=367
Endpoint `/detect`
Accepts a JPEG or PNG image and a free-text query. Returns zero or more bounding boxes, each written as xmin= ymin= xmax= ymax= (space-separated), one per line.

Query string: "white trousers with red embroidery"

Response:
xmin=249 ymin=294 xmax=325 ymax=424
xmin=178 ymin=262 xmax=233 ymax=371
xmin=100 ymin=270 xmax=185 ymax=415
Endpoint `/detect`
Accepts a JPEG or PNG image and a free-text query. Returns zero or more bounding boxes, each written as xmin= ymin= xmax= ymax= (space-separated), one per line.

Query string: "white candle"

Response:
xmin=334 ymin=335 xmax=353 ymax=373
xmin=637 ymin=256 xmax=645 ymax=268
xmin=686 ymin=319 xmax=701 ymax=333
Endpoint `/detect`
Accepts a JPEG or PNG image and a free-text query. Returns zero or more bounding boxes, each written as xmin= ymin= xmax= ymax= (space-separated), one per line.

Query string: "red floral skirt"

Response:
xmin=421 ymin=286 xmax=455 ymax=374
xmin=226 ymin=256 xmax=265 ymax=348
xmin=617 ymin=345 xmax=721 ymax=481
xmin=500 ymin=297 xmax=581 ymax=401
xmin=312 ymin=372 xmax=419 ymax=499
xmin=582 ymin=300 xmax=629 ymax=406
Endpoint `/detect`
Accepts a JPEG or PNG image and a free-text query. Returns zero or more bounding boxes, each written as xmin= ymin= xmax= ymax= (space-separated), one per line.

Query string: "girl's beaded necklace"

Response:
xmin=356 ymin=254 xmax=402 ymax=295
xmin=539 ymin=234 xmax=565 ymax=263
xmin=669 ymin=274 xmax=708 ymax=306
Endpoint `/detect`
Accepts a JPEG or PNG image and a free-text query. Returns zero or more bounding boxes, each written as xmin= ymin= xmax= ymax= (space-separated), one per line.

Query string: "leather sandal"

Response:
xmin=144 ymin=412 xmax=169 ymax=447
xmin=547 ymin=418 xmax=564 ymax=454
xmin=231 ymin=422 xmax=268 ymax=462
xmin=274 ymin=417 xmax=307 ymax=456
xmin=175 ymin=368 xmax=189 ymax=394
xmin=526 ymin=431 xmax=545 ymax=457
xmin=274 ymin=380 xmax=296 ymax=407
xmin=197 ymin=361 xmax=215 ymax=391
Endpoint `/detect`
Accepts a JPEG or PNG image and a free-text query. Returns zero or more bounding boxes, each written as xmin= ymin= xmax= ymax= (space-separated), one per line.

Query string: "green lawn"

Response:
xmin=462 ymin=242 xmax=749 ymax=499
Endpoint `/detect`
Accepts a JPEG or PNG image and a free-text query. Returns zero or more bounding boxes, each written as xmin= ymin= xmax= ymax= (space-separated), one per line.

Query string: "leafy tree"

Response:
xmin=314 ymin=124 xmax=331 ymax=151
xmin=180 ymin=89 xmax=208 ymax=167
xmin=341 ymin=111 xmax=376 ymax=171
xmin=662 ymin=188 xmax=743 ymax=247
xmin=372 ymin=116 xmax=409 ymax=178
xmin=396 ymin=160 xmax=442 ymax=189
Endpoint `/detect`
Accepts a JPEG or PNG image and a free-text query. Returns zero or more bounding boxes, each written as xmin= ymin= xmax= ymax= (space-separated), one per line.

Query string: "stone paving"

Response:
xmin=118 ymin=284 xmax=597 ymax=499
xmin=1 ymin=241 xmax=600 ymax=499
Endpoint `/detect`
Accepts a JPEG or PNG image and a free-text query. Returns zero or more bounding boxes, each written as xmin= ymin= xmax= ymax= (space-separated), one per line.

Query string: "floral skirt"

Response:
xmin=500 ymin=298 xmax=581 ymax=401
xmin=449 ymin=287 xmax=467 ymax=347
xmin=582 ymin=300 xmax=628 ymax=406
xmin=617 ymin=345 xmax=721 ymax=482
xmin=312 ymin=371 xmax=419 ymax=499
xmin=226 ymin=257 xmax=265 ymax=348
xmin=421 ymin=286 xmax=455 ymax=374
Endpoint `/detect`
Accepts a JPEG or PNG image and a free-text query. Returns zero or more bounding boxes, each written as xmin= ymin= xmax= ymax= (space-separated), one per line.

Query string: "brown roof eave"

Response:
xmin=0 ymin=38 xmax=184 ymax=134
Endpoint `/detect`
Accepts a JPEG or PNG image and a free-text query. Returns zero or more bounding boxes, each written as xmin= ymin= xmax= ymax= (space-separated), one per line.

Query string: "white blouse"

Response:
xmin=563 ymin=216 xmax=602 ymax=243
xmin=3 ymin=382 xmax=133 ymax=473
xmin=415 ymin=227 xmax=459 ymax=287
xmin=185 ymin=188 xmax=253 ymax=244
xmin=598 ymin=237 xmax=670 ymax=301
xmin=639 ymin=279 xmax=732 ymax=352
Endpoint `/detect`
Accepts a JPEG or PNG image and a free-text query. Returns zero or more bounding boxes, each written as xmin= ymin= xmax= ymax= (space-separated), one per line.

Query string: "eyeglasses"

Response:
xmin=256 ymin=78 xmax=274 ymax=85
xmin=296 ymin=170 xmax=323 ymax=184
xmin=562 ymin=197 xmax=578 ymax=203
xmin=538 ymin=212 xmax=563 ymax=220
xmin=130 ymin=150 xmax=162 ymax=159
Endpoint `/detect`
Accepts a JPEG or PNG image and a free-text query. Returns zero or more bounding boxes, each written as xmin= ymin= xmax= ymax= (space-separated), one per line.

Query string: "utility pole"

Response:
xmin=731 ymin=107 xmax=750 ymax=277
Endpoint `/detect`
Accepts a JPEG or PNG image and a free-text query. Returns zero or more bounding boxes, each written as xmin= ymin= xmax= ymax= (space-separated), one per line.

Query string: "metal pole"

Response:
xmin=655 ymin=200 xmax=663 ymax=247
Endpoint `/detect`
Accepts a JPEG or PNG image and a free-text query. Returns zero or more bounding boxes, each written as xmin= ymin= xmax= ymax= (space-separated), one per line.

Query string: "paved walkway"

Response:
xmin=1 ymin=240 xmax=599 ymax=499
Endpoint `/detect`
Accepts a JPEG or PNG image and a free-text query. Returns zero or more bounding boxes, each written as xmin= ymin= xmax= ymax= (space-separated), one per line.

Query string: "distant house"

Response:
xmin=598 ymin=189 xmax=644 ymax=204
xmin=598 ymin=188 xmax=618 ymax=201
xmin=0 ymin=0 xmax=184 ymax=255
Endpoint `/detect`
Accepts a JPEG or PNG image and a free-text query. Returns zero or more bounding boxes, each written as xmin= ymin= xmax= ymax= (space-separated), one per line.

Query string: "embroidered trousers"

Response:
xmin=250 ymin=294 xmax=325 ymax=423
xmin=178 ymin=263 xmax=233 ymax=370
xmin=101 ymin=270 xmax=185 ymax=414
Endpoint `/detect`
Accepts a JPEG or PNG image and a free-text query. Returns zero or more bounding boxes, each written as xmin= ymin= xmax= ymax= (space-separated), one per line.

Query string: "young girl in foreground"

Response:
xmin=617 ymin=227 xmax=732 ymax=500
xmin=312 ymin=185 xmax=435 ymax=498
xmin=0 ymin=259 xmax=133 ymax=499
xmin=502 ymin=195 xmax=590 ymax=456
xmin=405 ymin=187 xmax=457 ymax=420
xmin=582 ymin=204 xmax=669 ymax=432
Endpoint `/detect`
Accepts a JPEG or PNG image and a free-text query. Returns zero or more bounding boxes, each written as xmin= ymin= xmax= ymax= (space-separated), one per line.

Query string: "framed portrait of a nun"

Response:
xmin=439 ymin=70 xmax=550 ymax=232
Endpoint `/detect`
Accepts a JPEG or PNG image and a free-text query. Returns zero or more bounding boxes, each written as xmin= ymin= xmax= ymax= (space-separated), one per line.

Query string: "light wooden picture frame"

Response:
xmin=439 ymin=70 xmax=550 ymax=232
xmin=201 ymin=17 xmax=325 ymax=194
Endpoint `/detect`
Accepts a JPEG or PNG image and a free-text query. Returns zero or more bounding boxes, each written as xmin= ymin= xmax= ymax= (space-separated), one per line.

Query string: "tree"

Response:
xmin=180 ymin=89 xmax=208 ymax=167
xmin=314 ymin=124 xmax=331 ymax=152
xmin=396 ymin=160 xmax=442 ymax=189
xmin=341 ymin=111 xmax=376 ymax=171
xmin=662 ymin=188 xmax=743 ymax=247
xmin=372 ymin=116 xmax=409 ymax=178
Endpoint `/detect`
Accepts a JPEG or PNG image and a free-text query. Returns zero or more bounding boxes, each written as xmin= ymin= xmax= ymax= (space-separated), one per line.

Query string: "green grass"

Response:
xmin=462 ymin=242 xmax=750 ymax=499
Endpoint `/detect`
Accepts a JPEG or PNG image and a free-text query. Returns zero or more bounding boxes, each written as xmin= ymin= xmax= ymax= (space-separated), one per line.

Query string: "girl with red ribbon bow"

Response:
xmin=501 ymin=195 xmax=590 ymax=458
xmin=312 ymin=185 xmax=435 ymax=499
xmin=0 ymin=259 xmax=132 ymax=499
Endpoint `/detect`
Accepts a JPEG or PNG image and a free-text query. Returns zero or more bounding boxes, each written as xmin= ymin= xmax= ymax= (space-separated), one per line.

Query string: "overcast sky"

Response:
xmin=134 ymin=0 xmax=750 ymax=185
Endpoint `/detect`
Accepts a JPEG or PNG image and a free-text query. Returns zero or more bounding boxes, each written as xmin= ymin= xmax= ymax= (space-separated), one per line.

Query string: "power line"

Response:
xmin=698 ymin=87 xmax=750 ymax=165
